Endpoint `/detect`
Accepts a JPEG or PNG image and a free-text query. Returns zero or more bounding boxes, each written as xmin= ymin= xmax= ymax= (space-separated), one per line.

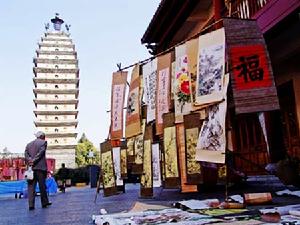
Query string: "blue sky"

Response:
xmin=0 ymin=0 xmax=160 ymax=153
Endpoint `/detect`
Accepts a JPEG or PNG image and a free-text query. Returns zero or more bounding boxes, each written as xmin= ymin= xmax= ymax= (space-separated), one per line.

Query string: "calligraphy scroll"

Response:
xmin=100 ymin=140 xmax=117 ymax=196
xmin=112 ymin=147 xmax=123 ymax=186
xmin=125 ymin=65 xmax=141 ymax=138
xmin=184 ymin=113 xmax=203 ymax=184
xmin=163 ymin=112 xmax=180 ymax=188
xmin=195 ymin=28 xmax=225 ymax=106
xmin=223 ymin=18 xmax=279 ymax=114
xmin=120 ymin=140 xmax=127 ymax=178
xmin=174 ymin=44 xmax=192 ymax=123
xmin=111 ymin=71 xmax=128 ymax=140
xmin=156 ymin=53 xmax=172 ymax=135
xmin=140 ymin=124 xmax=153 ymax=198
xmin=176 ymin=124 xmax=198 ymax=193
xmin=143 ymin=58 xmax=157 ymax=123
xmin=152 ymin=143 xmax=162 ymax=187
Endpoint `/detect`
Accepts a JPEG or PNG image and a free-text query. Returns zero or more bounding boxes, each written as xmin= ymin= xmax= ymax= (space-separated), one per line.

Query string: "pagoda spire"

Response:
xmin=51 ymin=13 xmax=64 ymax=31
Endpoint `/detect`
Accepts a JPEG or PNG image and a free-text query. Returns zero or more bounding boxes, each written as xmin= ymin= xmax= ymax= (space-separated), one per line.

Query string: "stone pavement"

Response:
xmin=1 ymin=176 xmax=300 ymax=225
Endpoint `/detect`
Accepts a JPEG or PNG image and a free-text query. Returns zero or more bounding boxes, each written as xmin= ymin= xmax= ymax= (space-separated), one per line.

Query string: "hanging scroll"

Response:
xmin=174 ymin=44 xmax=192 ymax=123
xmin=196 ymin=100 xmax=227 ymax=164
xmin=152 ymin=143 xmax=162 ymax=187
xmin=100 ymin=140 xmax=117 ymax=197
xmin=196 ymin=74 xmax=229 ymax=164
xmin=111 ymin=71 xmax=128 ymax=140
xmin=184 ymin=113 xmax=203 ymax=184
xmin=112 ymin=147 xmax=123 ymax=186
xmin=223 ymin=18 xmax=279 ymax=114
xmin=187 ymin=38 xmax=199 ymax=109
xmin=126 ymin=137 xmax=135 ymax=164
xmin=162 ymin=112 xmax=180 ymax=188
xmin=156 ymin=53 xmax=172 ymax=135
xmin=140 ymin=124 xmax=153 ymax=197
xmin=125 ymin=65 xmax=141 ymax=138
xmin=143 ymin=58 xmax=157 ymax=123
xmin=120 ymin=140 xmax=127 ymax=179
xmin=195 ymin=28 xmax=225 ymax=106
xmin=176 ymin=124 xmax=198 ymax=193
xmin=132 ymin=107 xmax=147 ymax=174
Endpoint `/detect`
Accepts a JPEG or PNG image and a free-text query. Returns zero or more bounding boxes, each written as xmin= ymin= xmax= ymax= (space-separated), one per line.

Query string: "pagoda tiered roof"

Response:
xmin=34 ymin=120 xmax=78 ymax=127
xmin=34 ymin=110 xmax=78 ymax=116
xmin=41 ymin=37 xmax=72 ymax=42
xmin=39 ymin=43 xmax=74 ymax=48
xmin=36 ymin=50 xmax=77 ymax=56
xmin=47 ymin=144 xmax=77 ymax=150
xmin=45 ymin=133 xmax=78 ymax=138
xmin=33 ymin=88 xmax=79 ymax=95
xmin=33 ymin=67 xmax=79 ymax=74
xmin=33 ymin=99 xmax=79 ymax=105
xmin=33 ymin=58 xmax=78 ymax=65
xmin=33 ymin=78 xmax=79 ymax=84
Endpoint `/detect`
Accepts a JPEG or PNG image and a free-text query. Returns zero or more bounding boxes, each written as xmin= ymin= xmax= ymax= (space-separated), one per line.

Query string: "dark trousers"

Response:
xmin=28 ymin=170 xmax=49 ymax=208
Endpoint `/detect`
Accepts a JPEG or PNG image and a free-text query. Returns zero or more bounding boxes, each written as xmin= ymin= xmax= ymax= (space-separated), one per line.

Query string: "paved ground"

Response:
xmin=0 ymin=176 xmax=300 ymax=225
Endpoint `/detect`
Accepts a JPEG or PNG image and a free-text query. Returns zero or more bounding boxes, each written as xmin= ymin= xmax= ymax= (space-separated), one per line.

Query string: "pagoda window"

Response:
xmin=55 ymin=139 xmax=58 ymax=144
xmin=55 ymin=48 xmax=59 ymax=51
xmin=55 ymin=106 xmax=59 ymax=110
xmin=55 ymin=116 xmax=58 ymax=120
xmin=55 ymin=65 xmax=59 ymax=69
xmin=55 ymin=74 xmax=59 ymax=78
xmin=55 ymin=56 xmax=59 ymax=60
xmin=55 ymin=128 xmax=58 ymax=132
xmin=55 ymin=85 xmax=59 ymax=89
xmin=55 ymin=95 xmax=58 ymax=99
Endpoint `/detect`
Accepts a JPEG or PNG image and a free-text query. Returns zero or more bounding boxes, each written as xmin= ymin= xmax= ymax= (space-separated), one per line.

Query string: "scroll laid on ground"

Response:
xmin=184 ymin=113 xmax=203 ymax=184
xmin=120 ymin=140 xmax=127 ymax=179
xmin=186 ymin=38 xmax=199 ymax=109
xmin=195 ymin=74 xmax=229 ymax=164
xmin=125 ymin=64 xmax=141 ymax=138
xmin=156 ymin=53 xmax=172 ymax=135
xmin=126 ymin=137 xmax=135 ymax=164
xmin=112 ymin=147 xmax=123 ymax=186
xmin=223 ymin=18 xmax=279 ymax=114
xmin=163 ymin=112 xmax=180 ymax=188
xmin=110 ymin=71 xmax=128 ymax=140
xmin=195 ymin=28 xmax=225 ymax=106
xmin=143 ymin=58 xmax=157 ymax=123
xmin=152 ymin=143 xmax=162 ymax=187
xmin=100 ymin=140 xmax=117 ymax=196
xmin=140 ymin=124 xmax=153 ymax=197
xmin=176 ymin=124 xmax=198 ymax=193
xmin=174 ymin=44 xmax=192 ymax=123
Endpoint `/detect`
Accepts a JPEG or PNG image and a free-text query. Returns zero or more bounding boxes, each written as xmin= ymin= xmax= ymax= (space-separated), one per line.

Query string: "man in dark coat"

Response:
xmin=25 ymin=131 xmax=52 ymax=210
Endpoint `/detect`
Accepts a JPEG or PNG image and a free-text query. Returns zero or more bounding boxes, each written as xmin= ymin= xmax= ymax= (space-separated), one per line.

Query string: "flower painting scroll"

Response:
xmin=174 ymin=44 xmax=192 ymax=123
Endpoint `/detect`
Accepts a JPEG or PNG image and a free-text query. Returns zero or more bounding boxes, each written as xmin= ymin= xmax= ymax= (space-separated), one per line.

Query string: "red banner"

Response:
xmin=230 ymin=44 xmax=272 ymax=90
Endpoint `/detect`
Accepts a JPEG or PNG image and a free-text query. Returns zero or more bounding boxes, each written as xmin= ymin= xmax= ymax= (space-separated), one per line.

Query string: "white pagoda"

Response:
xmin=33 ymin=14 xmax=79 ymax=168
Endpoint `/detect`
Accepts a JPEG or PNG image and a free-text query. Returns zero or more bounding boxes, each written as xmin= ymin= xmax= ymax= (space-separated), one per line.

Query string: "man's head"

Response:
xmin=35 ymin=131 xmax=46 ymax=140
xmin=61 ymin=163 xmax=65 ymax=168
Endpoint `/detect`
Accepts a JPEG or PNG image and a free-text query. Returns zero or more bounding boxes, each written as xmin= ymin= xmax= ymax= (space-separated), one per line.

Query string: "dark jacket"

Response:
xmin=25 ymin=139 xmax=48 ymax=171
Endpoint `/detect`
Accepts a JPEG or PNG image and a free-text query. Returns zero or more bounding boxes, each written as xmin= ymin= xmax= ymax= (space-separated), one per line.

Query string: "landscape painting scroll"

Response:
xmin=132 ymin=117 xmax=146 ymax=175
xmin=156 ymin=53 xmax=172 ymax=135
xmin=195 ymin=28 xmax=225 ymax=106
xmin=100 ymin=140 xmax=117 ymax=197
xmin=174 ymin=44 xmax=192 ymax=123
xmin=163 ymin=112 xmax=180 ymax=189
xmin=125 ymin=64 xmax=141 ymax=138
xmin=120 ymin=140 xmax=127 ymax=179
xmin=140 ymin=124 xmax=153 ymax=198
xmin=126 ymin=137 xmax=135 ymax=164
xmin=111 ymin=71 xmax=128 ymax=140
xmin=143 ymin=58 xmax=157 ymax=123
xmin=176 ymin=124 xmax=198 ymax=193
xmin=184 ymin=113 xmax=203 ymax=184
xmin=112 ymin=147 xmax=123 ymax=186
xmin=152 ymin=143 xmax=162 ymax=187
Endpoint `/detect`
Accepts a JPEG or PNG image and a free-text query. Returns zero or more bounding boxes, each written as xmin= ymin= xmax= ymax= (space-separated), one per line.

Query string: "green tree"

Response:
xmin=75 ymin=133 xmax=100 ymax=167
